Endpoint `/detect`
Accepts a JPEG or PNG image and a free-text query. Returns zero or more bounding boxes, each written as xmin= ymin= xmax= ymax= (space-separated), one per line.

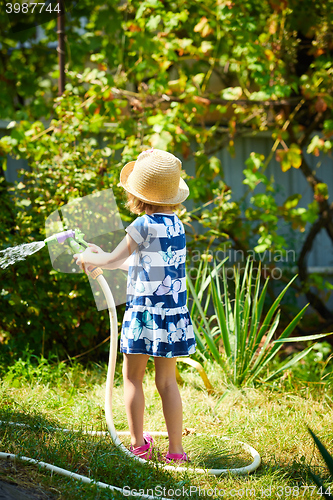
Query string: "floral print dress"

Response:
xmin=120 ymin=213 xmax=196 ymax=357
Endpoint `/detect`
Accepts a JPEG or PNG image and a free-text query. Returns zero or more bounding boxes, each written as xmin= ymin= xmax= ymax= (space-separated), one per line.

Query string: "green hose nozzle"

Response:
xmin=45 ymin=228 xmax=103 ymax=279
xmin=45 ymin=229 xmax=88 ymax=253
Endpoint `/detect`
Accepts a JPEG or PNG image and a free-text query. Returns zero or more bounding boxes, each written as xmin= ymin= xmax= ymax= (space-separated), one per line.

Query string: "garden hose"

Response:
xmin=0 ymin=229 xmax=261 ymax=498
xmin=98 ymin=272 xmax=261 ymax=475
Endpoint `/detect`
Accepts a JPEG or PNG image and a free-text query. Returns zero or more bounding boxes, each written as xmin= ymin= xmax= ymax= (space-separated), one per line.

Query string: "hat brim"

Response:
xmin=119 ymin=161 xmax=189 ymax=205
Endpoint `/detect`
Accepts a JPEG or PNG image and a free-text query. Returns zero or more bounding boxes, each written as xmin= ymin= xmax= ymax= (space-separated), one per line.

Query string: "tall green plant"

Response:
xmin=187 ymin=258 xmax=330 ymax=386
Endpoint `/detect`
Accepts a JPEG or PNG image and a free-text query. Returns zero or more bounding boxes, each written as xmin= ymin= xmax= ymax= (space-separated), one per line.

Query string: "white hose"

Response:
xmin=97 ymin=274 xmax=261 ymax=475
xmin=0 ymin=273 xmax=261 ymax=499
xmin=0 ymin=451 xmax=157 ymax=499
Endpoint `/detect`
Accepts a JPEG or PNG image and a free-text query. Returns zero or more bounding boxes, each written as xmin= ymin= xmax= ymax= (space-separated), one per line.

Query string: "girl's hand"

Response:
xmin=73 ymin=244 xmax=105 ymax=273
xmin=86 ymin=243 xmax=104 ymax=254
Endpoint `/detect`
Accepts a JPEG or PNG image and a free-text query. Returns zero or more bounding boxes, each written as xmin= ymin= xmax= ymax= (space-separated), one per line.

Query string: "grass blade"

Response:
xmin=258 ymin=304 xmax=309 ymax=365
xmin=308 ymin=471 xmax=332 ymax=499
xmin=234 ymin=269 xmax=241 ymax=382
xmin=239 ymin=261 xmax=253 ymax=374
xmin=245 ymin=266 xmax=268 ymax=366
xmin=247 ymin=278 xmax=269 ymax=355
xmin=191 ymin=319 xmax=206 ymax=354
xmin=263 ymin=345 xmax=313 ymax=382
xmin=247 ymin=303 xmax=308 ymax=382
xmin=222 ymin=265 xmax=234 ymax=342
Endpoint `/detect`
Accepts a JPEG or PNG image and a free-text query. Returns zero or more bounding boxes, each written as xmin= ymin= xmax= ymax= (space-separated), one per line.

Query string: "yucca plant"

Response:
xmin=308 ymin=428 xmax=333 ymax=498
xmin=187 ymin=257 xmax=329 ymax=386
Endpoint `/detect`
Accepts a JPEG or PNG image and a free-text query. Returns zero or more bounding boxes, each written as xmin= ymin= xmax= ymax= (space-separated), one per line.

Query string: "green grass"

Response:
xmin=0 ymin=354 xmax=333 ymax=499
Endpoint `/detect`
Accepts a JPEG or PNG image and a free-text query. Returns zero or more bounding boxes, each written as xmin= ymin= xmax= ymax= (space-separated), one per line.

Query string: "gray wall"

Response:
xmin=1 ymin=122 xmax=332 ymax=272
xmin=180 ymin=132 xmax=333 ymax=273
xmin=216 ymin=133 xmax=333 ymax=271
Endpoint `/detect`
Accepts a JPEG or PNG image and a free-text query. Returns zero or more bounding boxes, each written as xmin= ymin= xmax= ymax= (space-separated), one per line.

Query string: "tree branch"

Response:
xmin=159 ymin=93 xmax=302 ymax=108
xmin=289 ymin=125 xmax=333 ymax=243
xmin=297 ymin=213 xmax=333 ymax=320
xmin=298 ymin=112 xmax=324 ymax=149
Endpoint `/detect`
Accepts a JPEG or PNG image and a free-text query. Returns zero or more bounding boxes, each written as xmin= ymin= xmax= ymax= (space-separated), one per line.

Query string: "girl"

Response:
xmin=74 ymin=148 xmax=196 ymax=463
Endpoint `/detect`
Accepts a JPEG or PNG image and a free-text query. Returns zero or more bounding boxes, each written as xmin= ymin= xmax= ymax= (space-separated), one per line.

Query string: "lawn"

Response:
xmin=0 ymin=354 xmax=332 ymax=499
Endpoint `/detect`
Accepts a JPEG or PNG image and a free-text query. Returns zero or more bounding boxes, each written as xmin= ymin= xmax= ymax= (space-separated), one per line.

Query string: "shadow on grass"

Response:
xmin=2 ymin=408 xmax=331 ymax=499
xmin=0 ymin=409 xmax=199 ymax=500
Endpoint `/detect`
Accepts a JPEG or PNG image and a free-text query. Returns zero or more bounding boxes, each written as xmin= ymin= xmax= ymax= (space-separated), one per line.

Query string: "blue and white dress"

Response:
xmin=120 ymin=213 xmax=196 ymax=358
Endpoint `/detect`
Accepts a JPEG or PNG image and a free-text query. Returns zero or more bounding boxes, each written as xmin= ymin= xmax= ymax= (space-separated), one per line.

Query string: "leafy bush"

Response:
xmin=0 ymin=90 xmax=132 ymax=360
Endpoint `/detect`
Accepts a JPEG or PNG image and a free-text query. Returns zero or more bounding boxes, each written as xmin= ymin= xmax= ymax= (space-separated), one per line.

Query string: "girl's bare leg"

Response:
xmin=154 ymin=356 xmax=184 ymax=455
xmin=122 ymin=353 xmax=149 ymax=448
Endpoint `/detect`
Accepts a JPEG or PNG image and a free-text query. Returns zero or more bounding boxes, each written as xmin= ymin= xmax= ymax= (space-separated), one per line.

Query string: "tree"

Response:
xmin=1 ymin=0 xmax=333 ymax=355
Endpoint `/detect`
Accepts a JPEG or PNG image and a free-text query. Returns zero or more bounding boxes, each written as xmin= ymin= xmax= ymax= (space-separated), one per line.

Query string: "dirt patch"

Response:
xmin=0 ymin=479 xmax=49 ymax=499
xmin=0 ymin=461 xmax=56 ymax=499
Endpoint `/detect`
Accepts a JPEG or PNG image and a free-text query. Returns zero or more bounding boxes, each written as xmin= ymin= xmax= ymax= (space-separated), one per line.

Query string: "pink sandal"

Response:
xmin=165 ymin=452 xmax=188 ymax=464
xmin=130 ymin=432 xmax=154 ymax=460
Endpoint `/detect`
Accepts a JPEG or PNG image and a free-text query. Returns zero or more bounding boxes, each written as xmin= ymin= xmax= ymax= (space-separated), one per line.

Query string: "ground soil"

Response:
xmin=0 ymin=461 xmax=56 ymax=499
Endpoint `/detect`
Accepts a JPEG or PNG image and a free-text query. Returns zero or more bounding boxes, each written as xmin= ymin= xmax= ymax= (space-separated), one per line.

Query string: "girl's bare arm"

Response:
xmin=73 ymin=233 xmax=137 ymax=271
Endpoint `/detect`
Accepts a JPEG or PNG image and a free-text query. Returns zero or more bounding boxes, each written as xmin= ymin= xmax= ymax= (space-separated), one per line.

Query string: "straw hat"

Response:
xmin=119 ymin=148 xmax=189 ymax=205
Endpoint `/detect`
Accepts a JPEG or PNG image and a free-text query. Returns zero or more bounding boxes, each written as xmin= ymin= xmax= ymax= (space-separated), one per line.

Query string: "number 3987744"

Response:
xmin=6 ymin=2 xmax=61 ymax=14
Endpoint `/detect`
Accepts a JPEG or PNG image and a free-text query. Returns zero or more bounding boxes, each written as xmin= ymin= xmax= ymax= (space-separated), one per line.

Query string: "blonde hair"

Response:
xmin=125 ymin=193 xmax=182 ymax=215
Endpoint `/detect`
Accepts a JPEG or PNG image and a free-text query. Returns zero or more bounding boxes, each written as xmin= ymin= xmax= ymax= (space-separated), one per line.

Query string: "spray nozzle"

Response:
xmin=44 ymin=230 xmax=75 ymax=245
xmin=45 ymin=228 xmax=89 ymax=254
xmin=44 ymin=228 xmax=102 ymax=279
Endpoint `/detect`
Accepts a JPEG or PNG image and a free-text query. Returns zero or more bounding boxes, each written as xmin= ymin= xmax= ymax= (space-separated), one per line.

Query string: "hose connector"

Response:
xmin=89 ymin=267 xmax=103 ymax=280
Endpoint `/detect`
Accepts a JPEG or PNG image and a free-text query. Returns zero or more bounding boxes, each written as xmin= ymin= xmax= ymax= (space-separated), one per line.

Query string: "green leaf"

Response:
xmin=7 ymin=121 xmax=17 ymax=129
xmin=150 ymin=131 xmax=172 ymax=149
xmin=187 ymin=271 xmax=223 ymax=366
xmin=274 ymin=333 xmax=332 ymax=343
xmin=221 ymin=87 xmax=242 ymax=100
xmin=288 ymin=143 xmax=302 ymax=168
xmin=18 ymin=199 xmax=31 ymax=207
xmin=147 ymin=114 xmax=165 ymax=125
xmin=307 ymin=135 xmax=323 ymax=155
xmin=308 ymin=428 xmax=333 ymax=477
xmin=283 ymin=194 xmax=302 ymax=210
xmin=243 ymin=169 xmax=268 ymax=190
xmin=314 ymin=183 xmax=329 ymax=200
xmin=211 ymin=278 xmax=231 ymax=358
xmin=245 ymin=152 xmax=265 ymax=170
xmin=146 ymin=14 xmax=161 ymax=31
